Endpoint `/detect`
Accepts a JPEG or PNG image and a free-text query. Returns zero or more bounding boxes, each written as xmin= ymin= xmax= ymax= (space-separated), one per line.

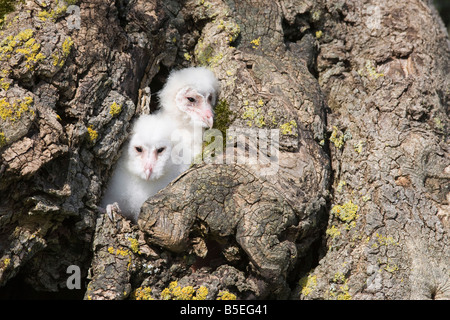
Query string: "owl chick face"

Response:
xmin=127 ymin=134 xmax=173 ymax=181
xmin=175 ymin=87 xmax=215 ymax=128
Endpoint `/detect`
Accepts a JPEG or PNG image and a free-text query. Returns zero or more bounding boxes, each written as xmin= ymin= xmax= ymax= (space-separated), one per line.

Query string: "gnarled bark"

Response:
xmin=0 ymin=0 xmax=448 ymax=300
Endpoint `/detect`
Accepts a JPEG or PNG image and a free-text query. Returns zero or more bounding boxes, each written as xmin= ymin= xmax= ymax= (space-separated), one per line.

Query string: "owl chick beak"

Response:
xmin=144 ymin=166 xmax=152 ymax=180
xmin=143 ymin=150 xmax=157 ymax=180
xmin=201 ymin=107 xmax=214 ymax=129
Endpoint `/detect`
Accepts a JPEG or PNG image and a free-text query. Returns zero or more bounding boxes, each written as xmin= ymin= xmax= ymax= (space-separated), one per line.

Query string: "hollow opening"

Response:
xmin=147 ymin=64 xmax=171 ymax=113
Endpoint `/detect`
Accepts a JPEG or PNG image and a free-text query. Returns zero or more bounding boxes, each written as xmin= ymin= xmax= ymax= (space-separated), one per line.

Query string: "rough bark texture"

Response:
xmin=0 ymin=0 xmax=448 ymax=300
xmin=296 ymin=0 xmax=450 ymax=300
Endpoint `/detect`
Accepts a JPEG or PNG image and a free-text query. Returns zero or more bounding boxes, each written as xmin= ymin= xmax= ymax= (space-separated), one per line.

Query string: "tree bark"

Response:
xmin=296 ymin=0 xmax=450 ymax=300
xmin=0 ymin=0 xmax=448 ymax=300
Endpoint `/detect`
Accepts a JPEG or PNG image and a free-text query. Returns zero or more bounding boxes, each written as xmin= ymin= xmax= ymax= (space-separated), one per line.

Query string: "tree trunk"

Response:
xmin=0 ymin=0 xmax=448 ymax=300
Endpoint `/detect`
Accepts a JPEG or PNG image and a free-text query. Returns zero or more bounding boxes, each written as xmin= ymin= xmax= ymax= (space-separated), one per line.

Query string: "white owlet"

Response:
xmin=157 ymin=67 xmax=220 ymax=165
xmin=101 ymin=113 xmax=189 ymax=222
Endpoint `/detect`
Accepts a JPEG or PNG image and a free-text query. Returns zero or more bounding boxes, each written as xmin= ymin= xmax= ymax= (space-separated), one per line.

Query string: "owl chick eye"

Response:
xmin=187 ymin=97 xmax=196 ymax=103
xmin=156 ymin=147 xmax=166 ymax=154
xmin=135 ymin=146 xmax=143 ymax=153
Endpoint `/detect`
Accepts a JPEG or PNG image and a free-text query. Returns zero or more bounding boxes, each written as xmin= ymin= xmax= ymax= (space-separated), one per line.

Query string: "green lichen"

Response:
xmin=217 ymin=19 xmax=240 ymax=45
xmin=200 ymin=98 xmax=234 ymax=160
xmin=0 ymin=131 xmax=6 ymax=147
xmin=267 ymin=111 xmax=277 ymax=125
xmin=213 ymin=99 xmax=234 ymax=139
xmin=0 ymin=0 xmax=16 ymax=26
xmin=311 ymin=10 xmax=321 ymax=22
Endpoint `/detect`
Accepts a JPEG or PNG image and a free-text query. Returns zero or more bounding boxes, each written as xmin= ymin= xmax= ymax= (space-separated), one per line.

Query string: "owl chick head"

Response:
xmin=126 ymin=114 xmax=175 ymax=181
xmin=158 ymin=67 xmax=220 ymax=128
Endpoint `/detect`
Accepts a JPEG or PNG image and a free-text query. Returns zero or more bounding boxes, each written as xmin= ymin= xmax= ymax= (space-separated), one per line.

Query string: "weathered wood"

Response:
xmin=0 ymin=0 xmax=448 ymax=300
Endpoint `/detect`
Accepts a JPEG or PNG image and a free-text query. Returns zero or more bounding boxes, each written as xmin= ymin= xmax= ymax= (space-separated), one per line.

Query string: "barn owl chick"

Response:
xmin=101 ymin=114 xmax=189 ymax=223
xmin=157 ymin=67 xmax=220 ymax=164
xmin=158 ymin=66 xmax=220 ymax=129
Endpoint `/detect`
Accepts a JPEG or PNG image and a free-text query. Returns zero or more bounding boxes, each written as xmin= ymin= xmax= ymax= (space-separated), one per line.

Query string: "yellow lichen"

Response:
xmin=0 ymin=96 xmax=34 ymax=122
xmin=216 ymin=291 xmax=237 ymax=300
xmin=336 ymin=180 xmax=346 ymax=192
xmin=242 ymin=106 xmax=265 ymax=128
xmin=331 ymin=200 xmax=359 ymax=223
xmin=0 ymin=77 xmax=10 ymax=90
xmin=299 ymin=273 xmax=317 ymax=297
xmin=62 ymin=36 xmax=73 ymax=56
xmin=0 ymin=29 xmax=46 ymax=70
xmin=133 ymin=287 xmax=154 ymax=300
xmin=128 ymin=237 xmax=141 ymax=254
xmin=38 ymin=0 xmax=68 ymax=22
xmin=114 ymin=248 xmax=129 ymax=257
xmin=373 ymin=233 xmax=399 ymax=247
xmin=109 ymin=101 xmax=122 ymax=117
xmin=384 ymin=263 xmax=399 ymax=273
xmin=330 ymin=126 xmax=344 ymax=148
xmin=15 ymin=29 xmax=33 ymax=42
xmin=354 ymin=140 xmax=364 ymax=153
xmin=1 ymin=257 xmax=10 ymax=269
xmin=359 ymin=60 xmax=384 ymax=79
xmin=326 ymin=225 xmax=341 ymax=239
xmin=250 ymin=37 xmax=261 ymax=49
xmin=160 ymin=281 xmax=209 ymax=300
xmin=257 ymin=98 xmax=264 ymax=106
xmin=52 ymin=36 xmax=73 ymax=67
xmin=280 ymin=120 xmax=298 ymax=135
xmin=330 ymin=272 xmax=352 ymax=300
xmin=184 ymin=52 xmax=192 ymax=61
xmin=87 ymin=126 xmax=98 ymax=142
xmin=194 ymin=286 xmax=209 ymax=300
xmin=315 ymin=30 xmax=323 ymax=39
